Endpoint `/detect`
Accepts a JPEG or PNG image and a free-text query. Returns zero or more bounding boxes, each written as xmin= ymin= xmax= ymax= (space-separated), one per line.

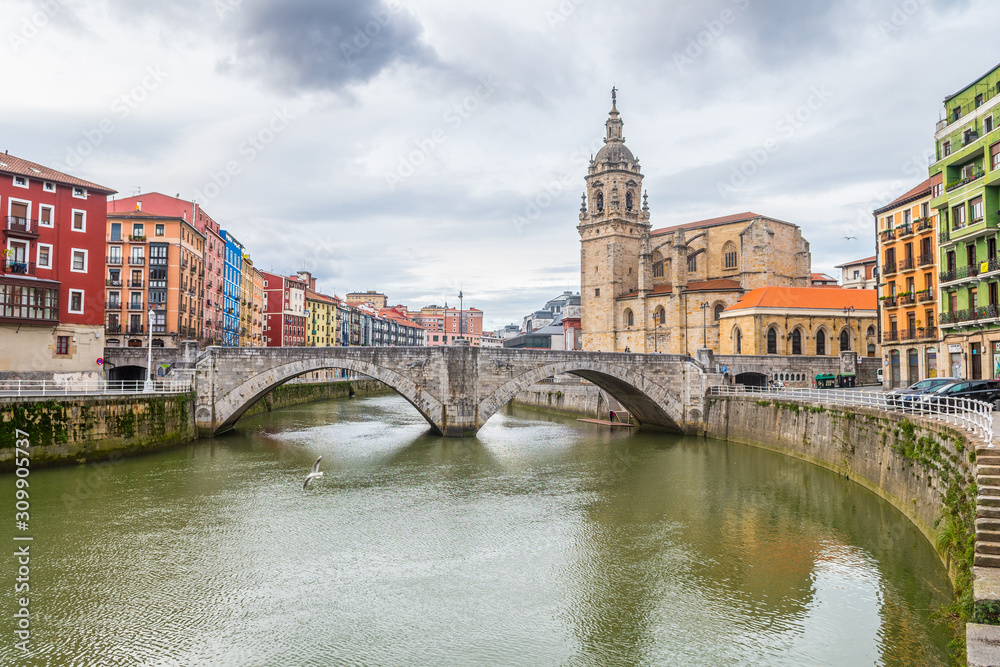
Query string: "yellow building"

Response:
xmin=718 ymin=286 xmax=877 ymax=357
xmin=239 ymin=254 xmax=254 ymax=346
xmin=875 ymin=175 xmax=942 ymax=386
xmin=306 ymin=288 xmax=338 ymax=347
xmin=578 ymin=93 xmax=812 ymax=354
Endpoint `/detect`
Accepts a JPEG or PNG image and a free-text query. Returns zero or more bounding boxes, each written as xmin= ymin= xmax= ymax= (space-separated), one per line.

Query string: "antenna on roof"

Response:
xmin=131 ymin=186 xmax=141 ymax=197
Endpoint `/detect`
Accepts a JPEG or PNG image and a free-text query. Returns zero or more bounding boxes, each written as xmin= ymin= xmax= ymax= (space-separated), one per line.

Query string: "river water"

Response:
xmin=2 ymin=394 xmax=954 ymax=666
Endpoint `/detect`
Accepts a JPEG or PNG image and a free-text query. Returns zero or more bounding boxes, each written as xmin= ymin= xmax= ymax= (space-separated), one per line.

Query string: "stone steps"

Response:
xmin=977 ymin=519 xmax=1000 ymax=533
xmin=977 ymin=442 xmax=1000 ymax=570
xmin=975 ymin=553 xmax=1000 ymax=568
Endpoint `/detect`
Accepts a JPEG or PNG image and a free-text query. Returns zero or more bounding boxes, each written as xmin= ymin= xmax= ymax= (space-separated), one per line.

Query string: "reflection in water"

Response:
xmin=0 ymin=395 xmax=952 ymax=666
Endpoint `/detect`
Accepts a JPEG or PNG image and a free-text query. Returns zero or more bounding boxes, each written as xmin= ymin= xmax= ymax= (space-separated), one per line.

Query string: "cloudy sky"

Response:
xmin=2 ymin=0 xmax=994 ymax=329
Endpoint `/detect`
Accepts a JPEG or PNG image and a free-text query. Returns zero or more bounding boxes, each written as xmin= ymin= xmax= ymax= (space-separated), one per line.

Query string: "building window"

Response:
xmin=625 ymin=309 xmax=634 ymax=327
xmin=943 ymin=140 xmax=951 ymax=157
xmin=954 ymin=204 xmax=967 ymax=229
xmin=987 ymin=116 xmax=994 ymax=134
xmin=72 ymin=210 xmax=86 ymax=232
xmin=595 ymin=288 xmax=600 ymax=296
xmin=68 ymin=289 xmax=84 ymax=313
xmin=73 ymin=187 xmax=87 ymax=199
xmin=816 ymin=329 xmax=826 ymax=355
xmin=71 ymin=249 xmax=87 ymax=272
xmin=953 ymin=106 xmax=961 ymax=122
xmin=687 ymin=254 xmax=697 ymax=272
xmin=36 ymin=244 xmax=52 ymax=269
xmin=791 ymin=329 xmax=802 ymax=355
xmin=993 ymin=142 xmax=1000 ymax=171
xmin=38 ymin=205 xmax=53 ymax=227
xmin=625 ymin=191 xmax=633 ymax=211
xmin=653 ymin=261 xmax=663 ymax=278
xmin=766 ymin=328 xmax=777 ymax=354
xmin=155 ymin=224 xmax=165 ymax=236
xmin=976 ymin=94 xmax=984 ymax=108
xmin=56 ymin=336 xmax=70 ymax=355
xmin=714 ymin=304 xmax=724 ymax=320
xmin=722 ymin=241 xmax=738 ymax=269
xmin=43 ymin=181 xmax=55 ymax=192
xmin=596 ymin=191 xmax=603 ymax=212
xmin=972 ymin=197 xmax=984 ymax=223
xmin=839 ymin=329 xmax=850 ymax=352
xmin=734 ymin=328 xmax=742 ymax=354
xmin=12 ymin=175 xmax=28 ymax=189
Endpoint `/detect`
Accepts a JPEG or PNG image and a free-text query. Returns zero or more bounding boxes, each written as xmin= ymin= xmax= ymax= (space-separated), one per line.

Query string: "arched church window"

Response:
xmin=714 ymin=304 xmax=724 ymax=320
xmin=653 ymin=262 xmax=663 ymax=278
xmin=791 ymin=329 xmax=802 ymax=355
xmin=625 ymin=309 xmax=634 ymax=327
xmin=816 ymin=329 xmax=826 ymax=355
xmin=722 ymin=241 xmax=738 ymax=270
xmin=866 ymin=325 xmax=875 ymax=337
xmin=840 ymin=329 xmax=850 ymax=352
xmin=653 ymin=306 xmax=665 ymax=325
xmin=596 ymin=191 xmax=604 ymax=212
xmin=734 ymin=328 xmax=742 ymax=354
xmin=626 ymin=191 xmax=633 ymax=211
xmin=767 ymin=327 xmax=777 ymax=354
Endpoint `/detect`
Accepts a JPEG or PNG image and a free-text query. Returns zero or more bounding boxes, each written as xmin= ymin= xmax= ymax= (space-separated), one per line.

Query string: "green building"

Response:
xmin=933 ymin=62 xmax=1000 ymax=379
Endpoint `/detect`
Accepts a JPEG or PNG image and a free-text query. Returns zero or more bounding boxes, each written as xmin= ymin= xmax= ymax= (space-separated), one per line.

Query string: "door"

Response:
xmin=972 ymin=342 xmax=982 ymax=379
xmin=890 ymin=350 xmax=901 ymax=388
xmin=907 ymin=348 xmax=919 ymax=385
xmin=951 ymin=352 xmax=962 ymax=378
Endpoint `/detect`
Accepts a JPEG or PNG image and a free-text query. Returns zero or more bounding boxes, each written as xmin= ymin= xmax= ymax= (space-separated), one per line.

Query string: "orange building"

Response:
xmin=413 ymin=305 xmax=483 ymax=346
xmin=104 ymin=211 xmax=204 ymax=347
xmin=874 ymin=175 xmax=942 ymax=386
xmin=718 ymin=286 xmax=877 ymax=357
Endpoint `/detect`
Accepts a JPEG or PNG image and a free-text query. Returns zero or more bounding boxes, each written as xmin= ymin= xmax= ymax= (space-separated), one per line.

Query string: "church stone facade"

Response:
xmin=579 ymin=94 xmax=813 ymax=354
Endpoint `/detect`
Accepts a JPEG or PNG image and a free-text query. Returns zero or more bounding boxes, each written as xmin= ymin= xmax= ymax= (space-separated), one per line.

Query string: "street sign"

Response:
xmin=720 ymin=366 xmax=727 ymax=373
xmin=96 ymin=358 xmax=104 ymax=365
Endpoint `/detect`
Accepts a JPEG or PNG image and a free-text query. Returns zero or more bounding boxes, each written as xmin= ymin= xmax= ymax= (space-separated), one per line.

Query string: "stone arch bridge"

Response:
xmin=107 ymin=344 xmax=720 ymax=437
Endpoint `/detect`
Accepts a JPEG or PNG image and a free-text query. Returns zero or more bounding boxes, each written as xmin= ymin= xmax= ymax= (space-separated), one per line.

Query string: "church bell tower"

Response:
xmin=578 ymin=88 xmax=651 ymax=351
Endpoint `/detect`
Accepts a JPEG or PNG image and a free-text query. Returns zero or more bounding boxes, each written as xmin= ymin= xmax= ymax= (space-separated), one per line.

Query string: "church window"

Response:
xmin=595 ymin=288 xmax=600 ymax=296
xmin=687 ymin=254 xmax=697 ymax=272
xmin=816 ymin=330 xmax=826 ymax=355
xmin=734 ymin=328 xmax=742 ymax=354
xmin=767 ymin=327 xmax=777 ymax=354
xmin=653 ymin=306 xmax=665 ymax=325
xmin=791 ymin=329 xmax=802 ymax=355
xmin=625 ymin=309 xmax=634 ymax=327
xmin=596 ymin=192 xmax=604 ymax=212
xmin=866 ymin=325 xmax=875 ymax=337
xmin=653 ymin=262 xmax=663 ymax=278
xmin=723 ymin=241 xmax=738 ymax=269
xmin=839 ymin=329 xmax=850 ymax=352
xmin=626 ymin=191 xmax=633 ymax=211
xmin=714 ymin=304 xmax=724 ymax=320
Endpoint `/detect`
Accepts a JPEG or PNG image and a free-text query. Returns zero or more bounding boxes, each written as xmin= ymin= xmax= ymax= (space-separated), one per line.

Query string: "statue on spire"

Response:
xmin=611 ymin=85 xmax=617 ymax=107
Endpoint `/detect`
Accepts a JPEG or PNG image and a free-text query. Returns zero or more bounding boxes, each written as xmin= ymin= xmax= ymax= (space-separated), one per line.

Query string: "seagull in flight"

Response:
xmin=843 ymin=236 xmax=857 ymax=240
xmin=303 ymin=456 xmax=323 ymax=490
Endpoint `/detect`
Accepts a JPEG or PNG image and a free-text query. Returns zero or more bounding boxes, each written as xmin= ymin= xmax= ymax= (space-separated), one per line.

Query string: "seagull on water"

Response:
xmin=303 ymin=456 xmax=323 ymax=490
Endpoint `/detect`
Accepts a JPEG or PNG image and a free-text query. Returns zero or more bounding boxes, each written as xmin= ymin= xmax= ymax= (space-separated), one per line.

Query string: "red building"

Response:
xmin=262 ymin=271 xmax=307 ymax=346
xmin=108 ymin=193 xmax=226 ymax=344
xmin=0 ymin=153 xmax=115 ymax=379
xmin=413 ymin=305 xmax=483 ymax=346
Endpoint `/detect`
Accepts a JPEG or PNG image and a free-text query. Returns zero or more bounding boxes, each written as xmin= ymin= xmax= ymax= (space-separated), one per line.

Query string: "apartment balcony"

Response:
xmin=127 ymin=302 xmax=145 ymax=310
xmin=897 ymin=293 xmax=915 ymax=306
xmin=128 ymin=256 xmax=145 ymax=266
xmin=915 ymin=218 xmax=934 ymax=233
xmin=105 ymin=301 xmax=122 ymax=310
xmin=980 ymin=256 xmax=1000 ymax=277
xmin=129 ymin=279 xmax=143 ymax=288
xmin=942 ymin=304 xmax=999 ymax=326
xmin=882 ymin=296 xmax=898 ymax=309
xmin=940 ymin=263 xmax=980 ymax=285
xmin=128 ymin=234 xmax=147 ymax=242
xmin=898 ymin=257 xmax=914 ymax=272
xmin=917 ymin=290 xmax=935 ymax=303
xmin=4 ymin=216 xmax=39 ymax=238
xmin=2 ymin=261 xmax=35 ymax=276
xmin=179 ymin=303 xmax=187 ymax=313
xmin=105 ymin=279 xmax=122 ymax=287
xmin=917 ymin=253 xmax=935 ymax=268
xmin=898 ymin=327 xmax=937 ymax=342
xmin=107 ymin=255 xmax=123 ymax=266
xmin=946 ymin=168 xmax=986 ymax=193
xmin=126 ymin=325 xmax=144 ymax=334
xmin=105 ymin=324 xmax=122 ymax=335
xmin=882 ymin=260 xmax=897 ymax=276
xmin=880 ymin=228 xmax=896 ymax=242
xmin=897 ymin=224 xmax=914 ymax=239
xmin=939 ymin=231 xmax=950 ymax=244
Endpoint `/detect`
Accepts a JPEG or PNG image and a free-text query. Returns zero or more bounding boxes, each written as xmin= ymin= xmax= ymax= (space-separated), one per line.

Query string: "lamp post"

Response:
xmin=843 ymin=305 xmax=855 ymax=352
xmin=458 ymin=290 xmax=464 ymax=340
xmin=144 ymin=307 xmax=155 ymax=392
xmin=653 ymin=309 xmax=659 ymax=353
xmin=700 ymin=301 xmax=710 ymax=349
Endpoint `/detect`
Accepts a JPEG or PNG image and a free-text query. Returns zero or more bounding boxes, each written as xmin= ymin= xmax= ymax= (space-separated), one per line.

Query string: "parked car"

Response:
xmin=876 ymin=368 xmax=884 ymax=384
xmin=886 ymin=377 xmax=960 ymax=409
xmin=917 ymin=379 xmax=1000 ymax=412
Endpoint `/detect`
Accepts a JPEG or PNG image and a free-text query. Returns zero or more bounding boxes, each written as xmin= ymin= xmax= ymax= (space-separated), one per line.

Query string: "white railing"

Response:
xmin=708 ymin=385 xmax=994 ymax=446
xmin=0 ymin=379 xmax=192 ymax=397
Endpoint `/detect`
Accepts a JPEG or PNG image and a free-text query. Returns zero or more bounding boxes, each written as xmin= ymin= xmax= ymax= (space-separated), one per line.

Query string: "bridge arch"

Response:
xmin=476 ymin=359 xmax=686 ymax=433
xmin=208 ymin=357 xmax=445 ymax=435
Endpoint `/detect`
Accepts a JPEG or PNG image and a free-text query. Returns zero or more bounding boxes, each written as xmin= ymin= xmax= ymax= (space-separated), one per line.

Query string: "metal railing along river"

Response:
xmin=0 ymin=379 xmax=192 ymax=397
xmin=708 ymin=385 xmax=994 ymax=446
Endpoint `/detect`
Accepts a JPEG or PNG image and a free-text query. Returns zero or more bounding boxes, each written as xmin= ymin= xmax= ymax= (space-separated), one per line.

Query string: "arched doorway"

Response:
xmin=890 ymin=350 xmax=901 ymax=388
xmin=907 ymin=348 xmax=919 ymax=385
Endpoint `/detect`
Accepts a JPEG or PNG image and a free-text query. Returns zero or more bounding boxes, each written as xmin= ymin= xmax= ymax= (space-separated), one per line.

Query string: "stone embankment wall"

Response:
xmin=512 ymin=382 xmax=601 ymax=418
xmin=0 ymin=380 xmax=392 ymax=471
xmin=0 ymin=394 xmax=195 ymax=471
xmin=240 ymin=379 xmax=390 ymax=419
xmin=704 ymin=395 xmax=976 ymax=582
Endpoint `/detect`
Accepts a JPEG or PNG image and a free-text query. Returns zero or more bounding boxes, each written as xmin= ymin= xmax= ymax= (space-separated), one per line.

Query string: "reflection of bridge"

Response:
xmin=105 ymin=343 xmax=718 ymax=437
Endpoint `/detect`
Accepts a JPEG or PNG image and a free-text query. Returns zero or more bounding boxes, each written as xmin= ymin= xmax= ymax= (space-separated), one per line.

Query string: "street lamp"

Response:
xmin=700 ymin=301 xmax=710 ymax=349
xmin=843 ymin=305 xmax=855 ymax=352
xmin=144 ymin=307 xmax=155 ymax=392
xmin=458 ymin=290 xmax=464 ymax=340
xmin=653 ymin=309 xmax=660 ymax=353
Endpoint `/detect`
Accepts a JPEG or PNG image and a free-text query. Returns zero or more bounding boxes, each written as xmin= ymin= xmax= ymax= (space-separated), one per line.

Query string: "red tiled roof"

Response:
xmin=305 ymin=288 xmax=337 ymax=304
xmin=0 ymin=153 xmax=115 ymax=194
xmin=834 ymin=256 xmax=876 ymax=268
xmin=873 ymin=175 xmax=940 ymax=214
xmin=651 ymin=211 xmax=795 ymax=236
xmin=617 ymin=279 xmax=742 ymax=300
xmin=724 ymin=286 xmax=876 ymax=312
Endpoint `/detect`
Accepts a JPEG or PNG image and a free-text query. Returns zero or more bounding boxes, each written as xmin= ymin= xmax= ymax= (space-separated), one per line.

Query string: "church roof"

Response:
xmin=616 ymin=279 xmax=742 ymax=300
xmin=595 ymin=141 xmax=635 ymax=164
xmin=723 ymin=286 xmax=876 ymax=312
xmin=650 ymin=211 xmax=797 ymax=236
